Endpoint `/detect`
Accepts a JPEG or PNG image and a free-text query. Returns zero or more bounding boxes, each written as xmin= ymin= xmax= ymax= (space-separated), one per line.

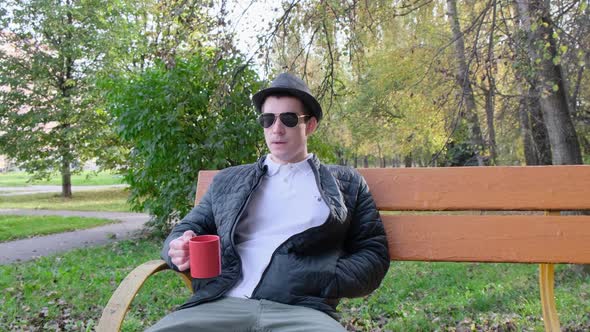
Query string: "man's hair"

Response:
xmin=261 ymin=92 xmax=313 ymax=118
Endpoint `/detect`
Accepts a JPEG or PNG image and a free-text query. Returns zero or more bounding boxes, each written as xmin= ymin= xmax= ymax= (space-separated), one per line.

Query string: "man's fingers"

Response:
xmin=171 ymin=255 xmax=188 ymax=267
xmin=176 ymin=261 xmax=190 ymax=271
xmin=170 ymin=237 xmax=191 ymax=250
xmin=168 ymin=231 xmax=197 ymax=271
xmin=168 ymin=248 xmax=189 ymax=257
xmin=183 ymin=230 xmax=196 ymax=240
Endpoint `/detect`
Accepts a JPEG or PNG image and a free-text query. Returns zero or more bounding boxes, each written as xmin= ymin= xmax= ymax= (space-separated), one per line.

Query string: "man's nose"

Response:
xmin=271 ymin=117 xmax=286 ymax=133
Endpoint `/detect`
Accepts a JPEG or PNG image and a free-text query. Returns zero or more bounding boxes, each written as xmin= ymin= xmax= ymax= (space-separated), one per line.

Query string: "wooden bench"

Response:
xmin=98 ymin=165 xmax=590 ymax=332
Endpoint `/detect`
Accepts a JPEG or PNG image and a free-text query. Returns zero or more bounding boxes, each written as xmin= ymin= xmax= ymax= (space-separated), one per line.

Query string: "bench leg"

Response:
xmin=97 ymin=259 xmax=192 ymax=332
xmin=539 ymin=210 xmax=561 ymax=332
xmin=539 ymin=263 xmax=560 ymax=332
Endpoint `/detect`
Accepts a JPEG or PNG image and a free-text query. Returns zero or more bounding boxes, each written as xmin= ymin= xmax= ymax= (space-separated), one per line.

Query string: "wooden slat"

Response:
xmin=197 ymin=166 xmax=590 ymax=210
xmin=360 ymin=166 xmax=590 ymax=211
xmin=382 ymin=215 xmax=590 ymax=263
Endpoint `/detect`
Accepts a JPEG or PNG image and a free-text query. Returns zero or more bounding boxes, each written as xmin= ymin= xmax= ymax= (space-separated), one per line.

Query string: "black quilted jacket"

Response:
xmin=161 ymin=155 xmax=390 ymax=317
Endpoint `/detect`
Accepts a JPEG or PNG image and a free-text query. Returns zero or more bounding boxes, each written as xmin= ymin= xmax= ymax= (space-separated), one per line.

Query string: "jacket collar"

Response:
xmin=255 ymin=153 xmax=347 ymax=223
xmin=307 ymin=154 xmax=321 ymax=170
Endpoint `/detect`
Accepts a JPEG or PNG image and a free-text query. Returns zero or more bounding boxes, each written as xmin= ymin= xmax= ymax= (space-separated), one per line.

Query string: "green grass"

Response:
xmin=0 ymin=215 xmax=118 ymax=242
xmin=0 ymin=239 xmax=588 ymax=331
xmin=339 ymin=262 xmax=590 ymax=331
xmin=0 ymin=188 xmax=132 ymax=212
xmin=0 ymin=239 xmax=190 ymax=332
xmin=0 ymin=171 xmax=124 ymax=187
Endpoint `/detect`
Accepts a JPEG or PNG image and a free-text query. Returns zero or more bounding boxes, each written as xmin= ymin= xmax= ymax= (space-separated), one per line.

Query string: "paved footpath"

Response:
xmin=0 ymin=209 xmax=150 ymax=265
xmin=0 ymin=184 xmax=128 ymax=196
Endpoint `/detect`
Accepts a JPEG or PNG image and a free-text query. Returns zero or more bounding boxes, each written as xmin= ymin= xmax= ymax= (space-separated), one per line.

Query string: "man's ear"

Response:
xmin=305 ymin=117 xmax=318 ymax=136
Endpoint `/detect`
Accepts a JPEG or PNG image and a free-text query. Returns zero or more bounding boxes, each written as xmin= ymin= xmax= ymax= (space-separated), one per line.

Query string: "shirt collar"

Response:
xmin=265 ymin=154 xmax=313 ymax=176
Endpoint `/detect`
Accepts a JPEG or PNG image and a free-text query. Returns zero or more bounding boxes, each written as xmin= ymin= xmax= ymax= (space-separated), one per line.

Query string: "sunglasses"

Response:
xmin=257 ymin=112 xmax=311 ymax=128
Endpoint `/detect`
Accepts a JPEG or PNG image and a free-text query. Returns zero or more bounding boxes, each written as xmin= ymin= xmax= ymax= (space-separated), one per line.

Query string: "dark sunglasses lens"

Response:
xmin=280 ymin=113 xmax=299 ymax=127
xmin=259 ymin=114 xmax=276 ymax=128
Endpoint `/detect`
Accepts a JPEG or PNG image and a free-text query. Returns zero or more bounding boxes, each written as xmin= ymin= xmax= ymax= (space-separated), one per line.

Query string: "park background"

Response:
xmin=0 ymin=0 xmax=589 ymax=331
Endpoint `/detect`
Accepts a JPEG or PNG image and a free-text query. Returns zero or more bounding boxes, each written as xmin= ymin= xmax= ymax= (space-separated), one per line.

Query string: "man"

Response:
xmin=148 ymin=73 xmax=390 ymax=331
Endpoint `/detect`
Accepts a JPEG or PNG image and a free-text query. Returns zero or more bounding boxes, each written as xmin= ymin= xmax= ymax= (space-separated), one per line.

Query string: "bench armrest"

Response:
xmin=96 ymin=259 xmax=192 ymax=332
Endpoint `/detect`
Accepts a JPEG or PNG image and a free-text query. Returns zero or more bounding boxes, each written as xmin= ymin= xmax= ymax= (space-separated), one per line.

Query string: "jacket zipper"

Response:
xmin=218 ymin=168 xmax=266 ymax=297
xmin=251 ymin=161 xmax=332 ymax=298
xmin=184 ymin=167 xmax=266 ymax=307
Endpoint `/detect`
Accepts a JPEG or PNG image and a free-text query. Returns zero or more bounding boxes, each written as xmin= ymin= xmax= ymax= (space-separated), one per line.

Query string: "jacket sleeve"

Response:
xmin=160 ymin=180 xmax=218 ymax=272
xmin=334 ymin=171 xmax=390 ymax=298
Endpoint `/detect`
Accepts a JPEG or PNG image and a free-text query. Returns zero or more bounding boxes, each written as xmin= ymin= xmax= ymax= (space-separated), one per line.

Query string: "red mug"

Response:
xmin=189 ymin=235 xmax=221 ymax=279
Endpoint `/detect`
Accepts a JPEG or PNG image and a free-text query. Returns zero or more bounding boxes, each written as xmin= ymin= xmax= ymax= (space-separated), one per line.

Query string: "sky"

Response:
xmin=222 ymin=0 xmax=282 ymax=73
xmin=0 ymin=0 xmax=284 ymax=75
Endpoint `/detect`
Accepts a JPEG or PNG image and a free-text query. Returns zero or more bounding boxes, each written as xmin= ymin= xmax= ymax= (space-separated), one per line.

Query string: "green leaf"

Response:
xmin=559 ymin=45 xmax=568 ymax=54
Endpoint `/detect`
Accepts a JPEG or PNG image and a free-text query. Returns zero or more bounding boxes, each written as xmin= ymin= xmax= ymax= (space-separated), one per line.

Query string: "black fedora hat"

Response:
xmin=252 ymin=73 xmax=323 ymax=122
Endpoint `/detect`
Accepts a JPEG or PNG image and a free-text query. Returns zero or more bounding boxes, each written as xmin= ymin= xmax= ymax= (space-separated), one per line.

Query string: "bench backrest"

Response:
xmin=195 ymin=166 xmax=590 ymax=265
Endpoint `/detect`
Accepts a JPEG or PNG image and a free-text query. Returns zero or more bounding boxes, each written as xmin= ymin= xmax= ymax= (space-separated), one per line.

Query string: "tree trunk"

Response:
xmin=484 ymin=91 xmax=497 ymax=165
xmin=404 ymin=154 xmax=412 ymax=168
xmin=392 ymin=156 xmax=399 ymax=167
xmin=581 ymin=136 xmax=590 ymax=159
xmin=518 ymin=97 xmax=538 ymax=165
xmin=61 ymin=160 xmax=72 ymax=198
xmin=528 ymin=86 xmax=553 ymax=165
xmin=447 ymin=0 xmax=486 ymax=166
xmin=484 ymin=0 xmax=498 ymax=165
xmin=515 ymin=0 xmax=583 ymax=165
xmin=336 ymin=148 xmax=346 ymax=166
xmin=518 ymin=84 xmax=553 ymax=165
xmin=363 ymin=156 xmax=369 ymax=168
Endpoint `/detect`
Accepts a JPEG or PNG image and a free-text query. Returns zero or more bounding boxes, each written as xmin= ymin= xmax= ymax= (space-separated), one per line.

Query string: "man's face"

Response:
xmin=261 ymin=95 xmax=317 ymax=164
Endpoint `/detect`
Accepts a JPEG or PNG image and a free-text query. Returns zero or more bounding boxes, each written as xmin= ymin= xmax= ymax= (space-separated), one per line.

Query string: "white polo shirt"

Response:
xmin=226 ymin=154 xmax=330 ymax=298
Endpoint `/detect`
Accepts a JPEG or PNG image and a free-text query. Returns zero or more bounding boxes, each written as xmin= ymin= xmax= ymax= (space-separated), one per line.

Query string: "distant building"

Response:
xmin=0 ymin=155 xmax=9 ymax=172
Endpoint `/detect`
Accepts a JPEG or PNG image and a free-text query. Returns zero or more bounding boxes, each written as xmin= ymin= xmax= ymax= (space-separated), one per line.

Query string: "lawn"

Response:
xmin=0 ymin=238 xmax=588 ymax=331
xmin=0 ymin=215 xmax=118 ymax=242
xmin=0 ymin=239 xmax=188 ymax=332
xmin=0 ymin=171 xmax=124 ymax=187
xmin=339 ymin=263 xmax=590 ymax=331
xmin=0 ymin=188 xmax=132 ymax=212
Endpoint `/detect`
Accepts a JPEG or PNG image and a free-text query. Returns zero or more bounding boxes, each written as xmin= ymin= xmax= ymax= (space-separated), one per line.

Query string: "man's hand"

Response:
xmin=168 ymin=230 xmax=196 ymax=271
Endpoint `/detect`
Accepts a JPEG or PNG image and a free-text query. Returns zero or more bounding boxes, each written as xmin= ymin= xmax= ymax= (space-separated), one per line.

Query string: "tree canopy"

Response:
xmin=254 ymin=0 xmax=589 ymax=166
xmin=0 ymin=0 xmax=116 ymax=196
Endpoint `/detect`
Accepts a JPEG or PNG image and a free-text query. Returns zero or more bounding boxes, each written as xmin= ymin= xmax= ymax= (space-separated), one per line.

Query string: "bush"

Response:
xmin=102 ymin=52 xmax=264 ymax=235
